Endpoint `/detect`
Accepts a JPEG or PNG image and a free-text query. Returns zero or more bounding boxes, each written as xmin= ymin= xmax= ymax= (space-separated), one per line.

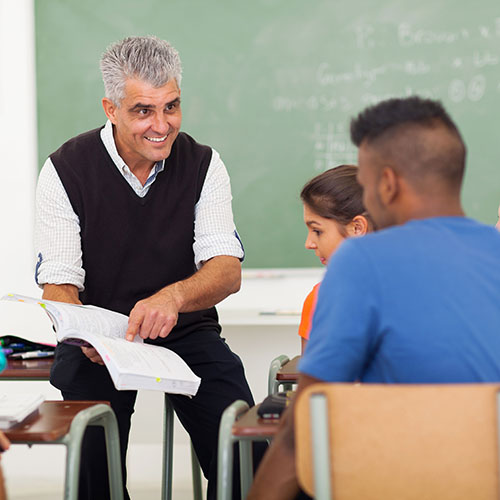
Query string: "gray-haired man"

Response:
xmin=35 ymin=36 xmax=255 ymax=500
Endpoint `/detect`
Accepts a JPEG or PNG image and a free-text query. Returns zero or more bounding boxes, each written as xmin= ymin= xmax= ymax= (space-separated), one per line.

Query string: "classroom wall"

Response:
xmin=0 ymin=0 xmax=39 ymax=298
xmin=33 ymin=0 xmax=500 ymax=268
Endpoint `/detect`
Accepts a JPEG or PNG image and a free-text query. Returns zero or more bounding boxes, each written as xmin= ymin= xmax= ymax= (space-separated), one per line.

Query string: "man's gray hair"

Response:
xmin=100 ymin=36 xmax=182 ymax=106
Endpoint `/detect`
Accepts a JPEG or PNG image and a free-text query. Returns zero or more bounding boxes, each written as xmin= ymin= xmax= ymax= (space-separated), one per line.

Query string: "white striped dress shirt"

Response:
xmin=35 ymin=120 xmax=244 ymax=291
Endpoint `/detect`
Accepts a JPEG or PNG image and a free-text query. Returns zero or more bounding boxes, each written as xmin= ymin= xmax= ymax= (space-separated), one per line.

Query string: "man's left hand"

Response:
xmin=81 ymin=346 xmax=104 ymax=365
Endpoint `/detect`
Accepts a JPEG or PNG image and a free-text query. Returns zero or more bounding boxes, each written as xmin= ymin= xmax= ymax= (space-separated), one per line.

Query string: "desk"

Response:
xmin=0 ymin=357 xmax=53 ymax=380
xmin=0 ymin=356 xmax=201 ymax=500
xmin=4 ymin=400 xmax=123 ymax=500
xmin=218 ymin=402 xmax=280 ymax=500
xmin=276 ymin=355 xmax=300 ymax=385
xmin=5 ymin=400 xmax=108 ymax=442
xmin=269 ymin=355 xmax=301 ymax=395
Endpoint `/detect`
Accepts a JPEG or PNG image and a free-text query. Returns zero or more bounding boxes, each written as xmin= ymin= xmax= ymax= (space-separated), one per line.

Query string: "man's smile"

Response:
xmin=145 ymin=135 xmax=168 ymax=143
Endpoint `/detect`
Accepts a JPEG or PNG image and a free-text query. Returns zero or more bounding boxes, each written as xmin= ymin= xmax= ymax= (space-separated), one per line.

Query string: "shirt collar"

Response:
xmin=100 ymin=120 xmax=165 ymax=176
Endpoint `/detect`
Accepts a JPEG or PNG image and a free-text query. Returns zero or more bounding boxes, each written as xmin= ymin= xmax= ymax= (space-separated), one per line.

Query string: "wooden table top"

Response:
xmin=4 ymin=400 xmax=110 ymax=442
xmin=276 ymin=355 xmax=300 ymax=381
xmin=0 ymin=357 xmax=53 ymax=380
xmin=232 ymin=405 xmax=281 ymax=438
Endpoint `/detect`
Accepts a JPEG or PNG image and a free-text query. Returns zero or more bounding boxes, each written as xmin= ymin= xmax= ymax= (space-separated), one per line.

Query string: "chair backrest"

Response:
xmin=295 ymin=383 xmax=500 ymax=500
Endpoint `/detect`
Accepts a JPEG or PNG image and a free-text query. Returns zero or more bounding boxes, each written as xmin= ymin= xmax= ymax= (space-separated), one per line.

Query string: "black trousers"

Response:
xmin=51 ymin=329 xmax=260 ymax=500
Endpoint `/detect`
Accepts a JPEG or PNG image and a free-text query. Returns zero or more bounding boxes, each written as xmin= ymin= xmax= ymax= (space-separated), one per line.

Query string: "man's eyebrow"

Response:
xmin=129 ymin=103 xmax=155 ymax=112
xmin=166 ymin=97 xmax=181 ymax=107
xmin=128 ymin=97 xmax=180 ymax=112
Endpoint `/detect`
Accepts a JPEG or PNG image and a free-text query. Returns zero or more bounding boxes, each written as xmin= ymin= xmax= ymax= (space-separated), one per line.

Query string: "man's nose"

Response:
xmin=151 ymin=113 xmax=169 ymax=134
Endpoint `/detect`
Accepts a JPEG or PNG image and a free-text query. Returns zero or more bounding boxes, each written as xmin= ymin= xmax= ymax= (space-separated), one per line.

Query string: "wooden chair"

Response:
xmin=295 ymin=383 xmax=500 ymax=500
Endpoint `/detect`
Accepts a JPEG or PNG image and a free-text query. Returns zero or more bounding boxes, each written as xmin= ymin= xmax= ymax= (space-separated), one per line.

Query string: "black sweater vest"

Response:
xmin=51 ymin=127 xmax=221 ymax=342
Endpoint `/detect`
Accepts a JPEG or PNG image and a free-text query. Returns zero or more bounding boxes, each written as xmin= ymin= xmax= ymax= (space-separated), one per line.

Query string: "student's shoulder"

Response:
xmin=338 ymin=224 xmax=405 ymax=257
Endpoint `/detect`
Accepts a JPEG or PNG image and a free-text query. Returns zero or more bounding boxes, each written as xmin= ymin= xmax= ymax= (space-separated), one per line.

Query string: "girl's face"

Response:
xmin=303 ymin=204 xmax=347 ymax=265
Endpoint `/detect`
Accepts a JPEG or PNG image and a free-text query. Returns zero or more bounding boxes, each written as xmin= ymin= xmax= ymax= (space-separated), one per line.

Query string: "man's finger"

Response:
xmin=139 ymin=309 xmax=158 ymax=339
xmin=159 ymin=317 xmax=176 ymax=338
xmin=126 ymin=308 xmax=145 ymax=341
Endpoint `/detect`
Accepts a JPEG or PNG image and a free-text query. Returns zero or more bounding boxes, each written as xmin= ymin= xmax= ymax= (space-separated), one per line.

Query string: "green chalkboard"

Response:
xmin=35 ymin=0 xmax=500 ymax=268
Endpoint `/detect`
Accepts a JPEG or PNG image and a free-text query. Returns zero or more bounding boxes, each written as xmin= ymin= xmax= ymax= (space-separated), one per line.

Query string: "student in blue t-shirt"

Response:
xmin=248 ymin=96 xmax=500 ymax=500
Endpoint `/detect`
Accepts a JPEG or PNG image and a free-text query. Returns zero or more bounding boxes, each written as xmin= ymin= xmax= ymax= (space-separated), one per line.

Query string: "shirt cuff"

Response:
xmin=193 ymin=230 xmax=245 ymax=269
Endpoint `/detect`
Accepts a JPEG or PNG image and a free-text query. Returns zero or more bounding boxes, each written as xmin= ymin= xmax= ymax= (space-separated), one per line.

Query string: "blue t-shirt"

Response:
xmin=299 ymin=217 xmax=500 ymax=383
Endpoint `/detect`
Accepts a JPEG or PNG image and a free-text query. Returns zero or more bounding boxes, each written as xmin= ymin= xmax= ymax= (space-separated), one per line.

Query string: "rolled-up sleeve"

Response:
xmin=193 ymin=149 xmax=244 ymax=268
xmin=34 ymin=159 xmax=85 ymax=290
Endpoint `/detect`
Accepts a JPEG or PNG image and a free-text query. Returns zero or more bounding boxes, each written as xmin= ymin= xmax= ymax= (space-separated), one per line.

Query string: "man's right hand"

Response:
xmin=125 ymin=289 xmax=180 ymax=342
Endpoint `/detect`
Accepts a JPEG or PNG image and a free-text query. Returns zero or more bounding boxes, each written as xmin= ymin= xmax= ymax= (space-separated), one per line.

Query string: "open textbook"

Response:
xmin=2 ymin=294 xmax=200 ymax=396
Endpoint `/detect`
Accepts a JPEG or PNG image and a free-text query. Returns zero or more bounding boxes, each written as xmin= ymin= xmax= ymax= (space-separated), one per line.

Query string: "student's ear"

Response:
xmin=378 ymin=166 xmax=399 ymax=206
xmin=102 ymin=97 xmax=118 ymax=124
xmin=346 ymin=215 xmax=369 ymax=237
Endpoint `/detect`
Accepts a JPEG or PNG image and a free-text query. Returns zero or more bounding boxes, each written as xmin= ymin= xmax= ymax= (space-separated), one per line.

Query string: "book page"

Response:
xmin=1 ymin=294 xmax=131 ymax=343
xmin=50 ymin=303 xmax=128 ymax=340
xmin=98 ymin=337 xmax=199 ymax=382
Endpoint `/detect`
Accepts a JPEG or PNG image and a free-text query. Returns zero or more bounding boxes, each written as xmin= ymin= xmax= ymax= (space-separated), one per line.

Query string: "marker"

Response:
xmin=10 ymin=350 xmax=54 ymax=360
xmin=6 ymin=344 xmax=37 ymax=353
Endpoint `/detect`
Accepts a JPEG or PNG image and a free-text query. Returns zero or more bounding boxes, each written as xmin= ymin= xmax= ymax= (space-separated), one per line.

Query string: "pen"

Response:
xmin=10 ymin=350 xmax=54 ymax=359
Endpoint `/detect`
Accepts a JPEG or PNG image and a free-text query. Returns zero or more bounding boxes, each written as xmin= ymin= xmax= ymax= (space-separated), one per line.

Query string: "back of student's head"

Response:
xmin=300 ymin=165 xmax=373 ymax=233
xmin=350 ymin=96 xmax=466 ymax=196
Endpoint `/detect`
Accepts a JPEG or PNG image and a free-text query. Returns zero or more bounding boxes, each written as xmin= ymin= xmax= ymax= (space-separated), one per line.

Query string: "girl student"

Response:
xmin=298 ymin=164 xmax=374 ymax=353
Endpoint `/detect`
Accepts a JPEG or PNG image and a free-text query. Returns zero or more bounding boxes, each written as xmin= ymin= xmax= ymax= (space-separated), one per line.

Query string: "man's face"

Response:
xmin=102 ymin=78 xmax=182 ymax=170
xmin=357 ymin=142 xmax=393 ymax=230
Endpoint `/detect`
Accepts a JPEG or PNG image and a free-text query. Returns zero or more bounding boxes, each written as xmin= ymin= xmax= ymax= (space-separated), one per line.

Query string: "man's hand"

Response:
xmin=81 ymin=346 xmax=104 ymax=365
xmin=125 ymin=256 xmax=241 ymax=342
xmin=0 ymin=432 xmax=10 ymax=453
xmin=126 ymin=289 xmax=180 ymax=341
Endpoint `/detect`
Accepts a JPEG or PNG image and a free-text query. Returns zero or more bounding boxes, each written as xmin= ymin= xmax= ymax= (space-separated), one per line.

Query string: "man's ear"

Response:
xmin=378 ymin=166 xmax=399 ymax=206
xmin=102 ymin=97 xmax=118 ymax=124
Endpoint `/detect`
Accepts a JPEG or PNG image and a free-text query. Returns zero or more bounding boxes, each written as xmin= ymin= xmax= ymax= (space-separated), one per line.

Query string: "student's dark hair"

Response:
xmin=350 ymin=96 xmax=463 ymax=146
xmin=301 ymin=165 xmax=372 ymax=234
xmin=349 ymin=96 xmax=466 ymax=192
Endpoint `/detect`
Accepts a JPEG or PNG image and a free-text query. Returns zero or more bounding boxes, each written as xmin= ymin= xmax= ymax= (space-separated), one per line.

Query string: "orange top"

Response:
xmin=298 ymin=283 xmax=320 ymax=340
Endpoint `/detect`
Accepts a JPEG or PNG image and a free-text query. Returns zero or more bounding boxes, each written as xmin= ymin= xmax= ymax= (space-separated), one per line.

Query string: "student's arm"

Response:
xmin=0 ymin=430 xmax=10 ymax=500
xmin=126 ymin=255 xmax=240 ymax=341
xmin=301 ymin=337 xmax=307 ymax=354
xmin=247 ymin=373 xmax=321 ymax=500
xmin=0 ymin=432 xmax=10 ymax=454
